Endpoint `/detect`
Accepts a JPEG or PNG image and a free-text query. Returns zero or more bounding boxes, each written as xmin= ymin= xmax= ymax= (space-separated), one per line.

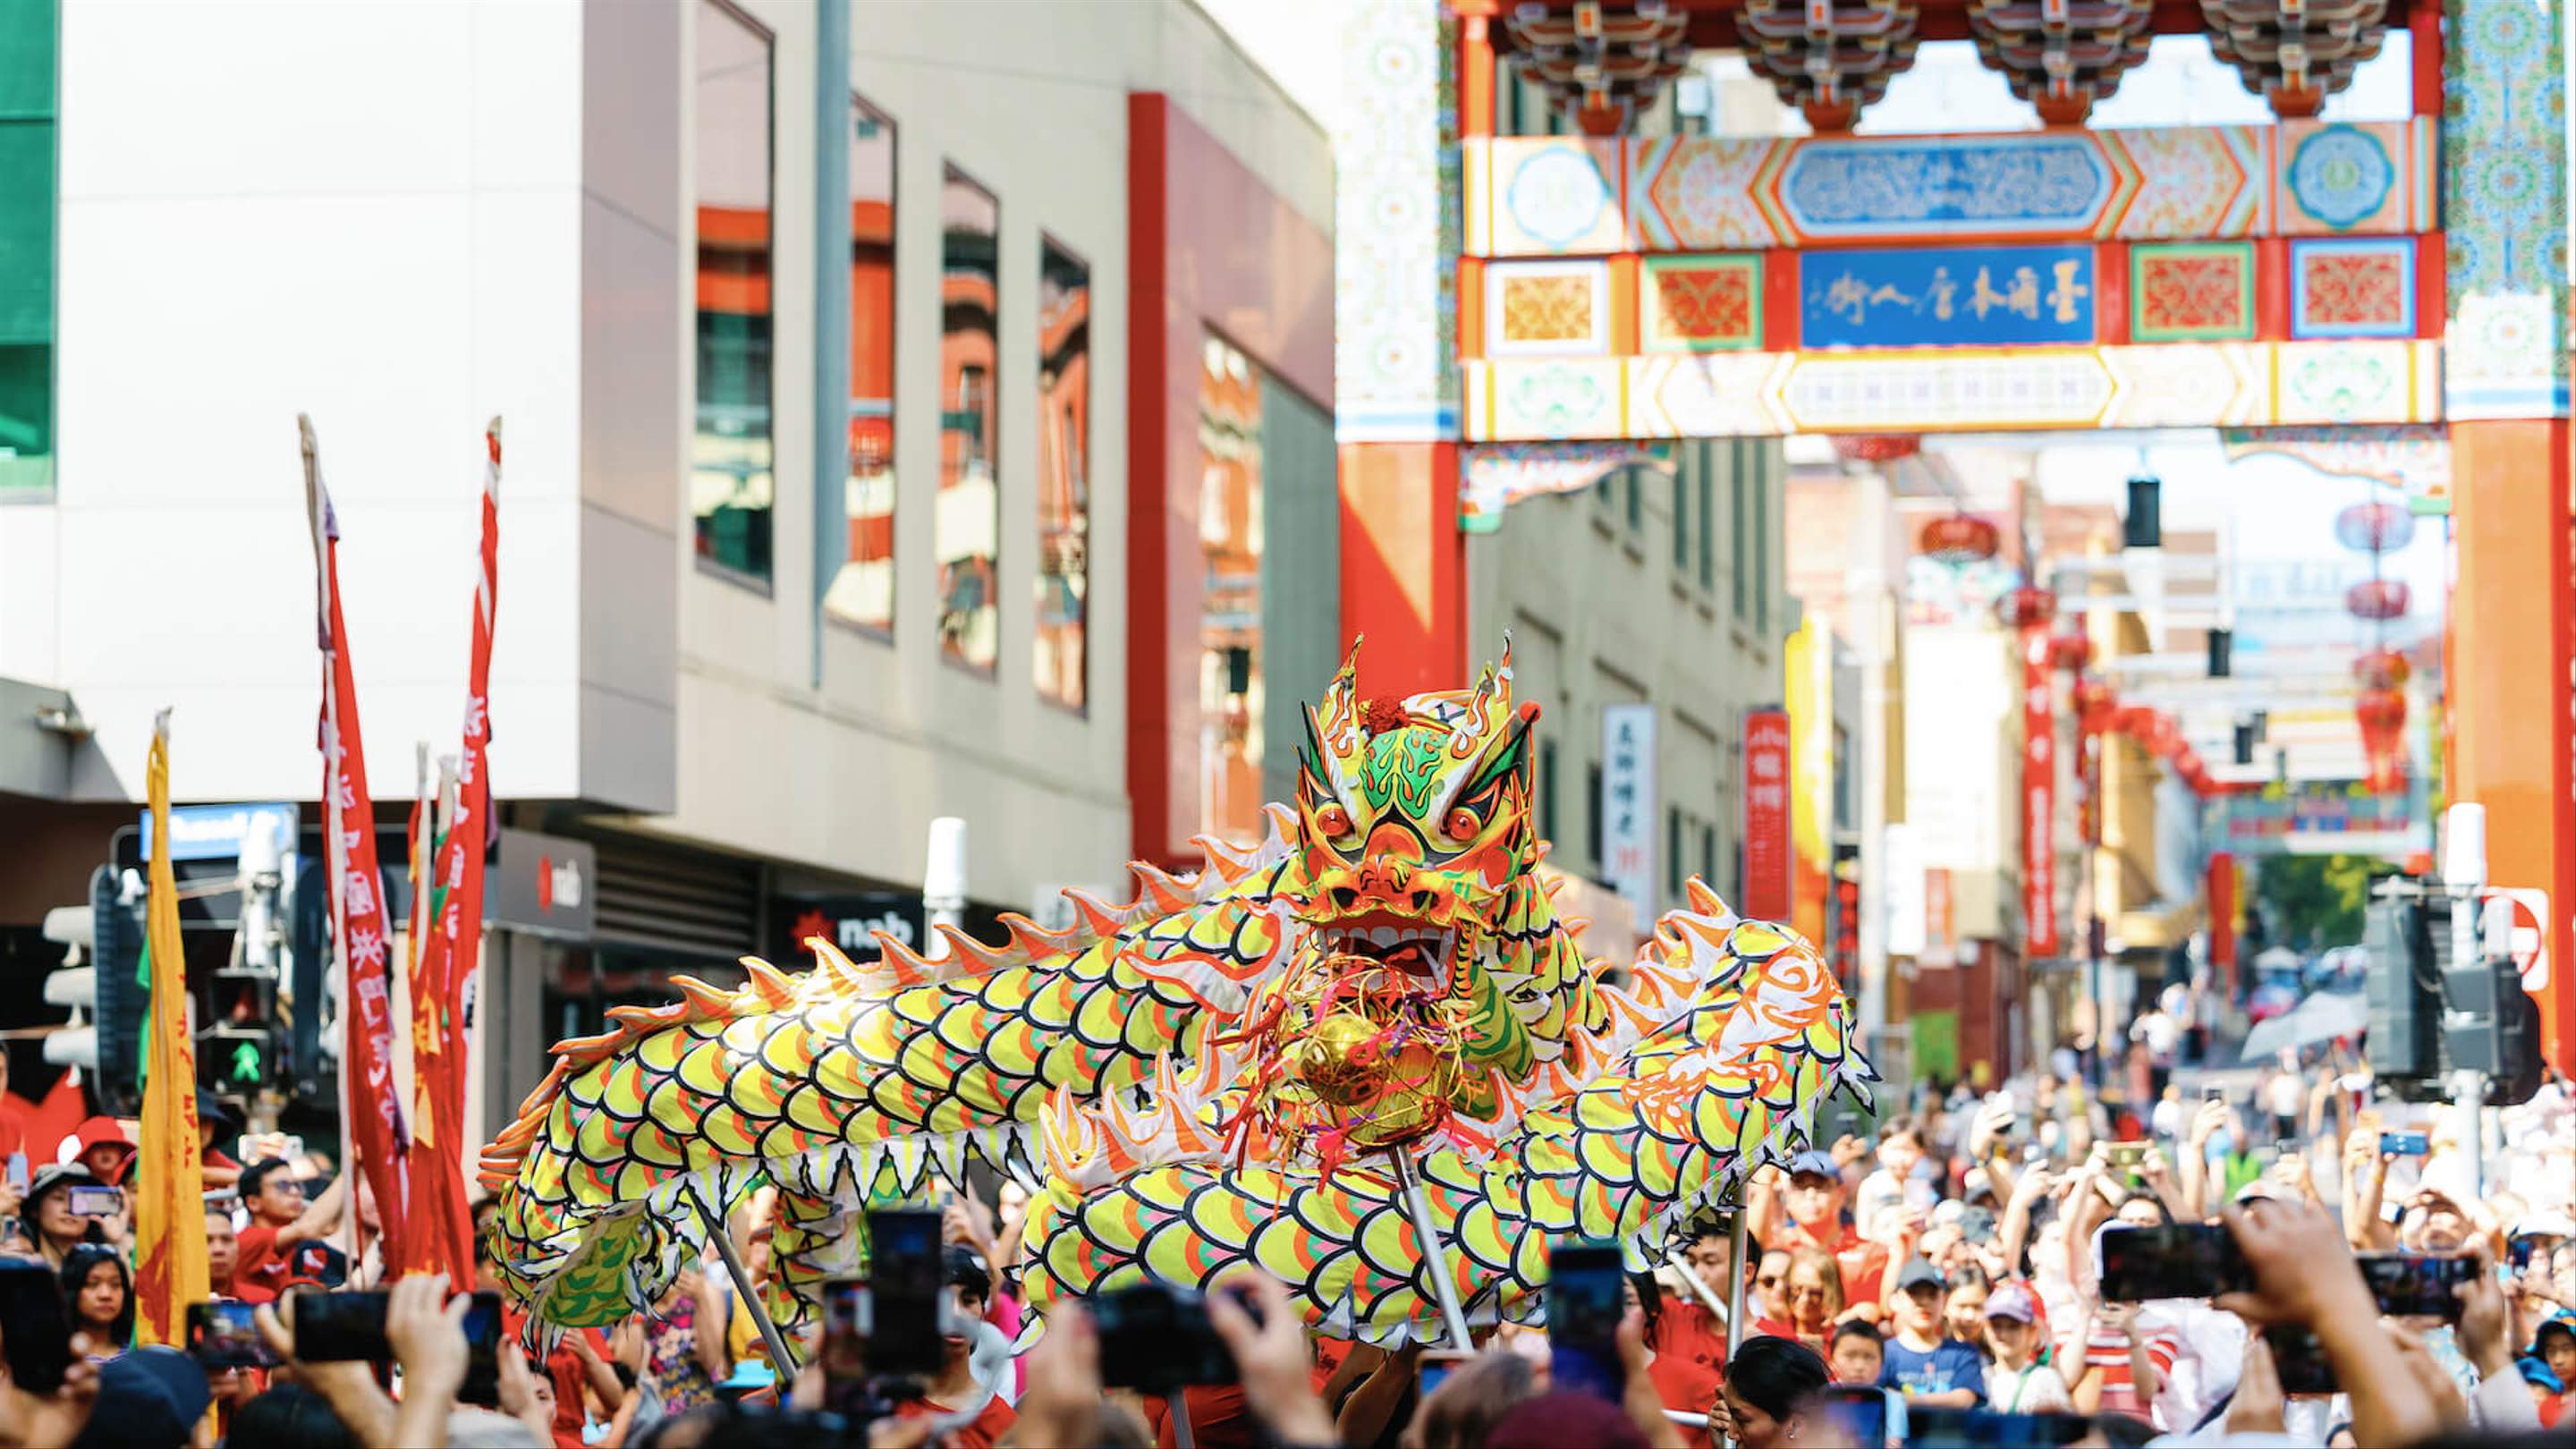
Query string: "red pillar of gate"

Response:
xmin=2449 ymin=421 xmax=2576 ymax=1077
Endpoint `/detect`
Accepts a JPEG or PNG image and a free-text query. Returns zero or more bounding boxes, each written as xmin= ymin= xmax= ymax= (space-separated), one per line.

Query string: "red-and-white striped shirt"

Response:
xmin=2083 ymin=1323 xmax=2179 ymax=1420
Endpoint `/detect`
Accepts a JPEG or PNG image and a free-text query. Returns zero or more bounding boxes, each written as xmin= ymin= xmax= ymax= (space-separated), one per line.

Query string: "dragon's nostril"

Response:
xmin=1411 ymin=890 xmax=1431 ymax=911
xmin=1332 ymin=886 xmax=1359 ymax=911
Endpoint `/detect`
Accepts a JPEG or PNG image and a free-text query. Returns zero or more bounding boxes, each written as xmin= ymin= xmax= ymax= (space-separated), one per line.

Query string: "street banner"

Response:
xmin=1743 ymin=708 xmax=1792 ymax=922
xmin=408 ymin=419 xmax=501 ymax=1284
xmin=301 ymin=415 xmax=413 ymax=1263
xmin=2021 ymin=627 xmax=2061 ymax=959
xmin=1600 ymin=704 xmax=1658 ymax=927
xmin=133 ymin=712 xmax=208 ymax=1347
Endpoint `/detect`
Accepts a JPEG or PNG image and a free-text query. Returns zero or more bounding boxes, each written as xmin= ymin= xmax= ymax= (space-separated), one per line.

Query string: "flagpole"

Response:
xmin=300 ymin=417 xmax=360 ymax=1264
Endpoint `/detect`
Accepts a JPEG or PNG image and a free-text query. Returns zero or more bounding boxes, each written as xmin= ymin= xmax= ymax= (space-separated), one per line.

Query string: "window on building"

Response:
xmin=1586 ymin=760 xmax=1604 ymax=870
xmin=826 ymin=91 xmax=896 ymax=632
xmin=0 ymin=2 xmax=55 ymax=498
xmin=1200 ymin=335 xmax=1264 ymax=842
xmin=1700 ymin=821 xmax=1716 ymax=890
xmin=1753 ymin=448 xmax=1770 ymax=632
xmin=1673 ymin=457 xmax=1690 ymax=572
xmin=1034 ymin=241 xmax=1089 ymax=709
xmin=691 ymin=0 xmax=775 ymax=582
xmin=1730 ymin=442 xmax=1749 ymax=618
xmin=1697 ymin=442 xmax=1715 ymax=590
xmin=1666 ymin=807 xmax=1683 ymax=900
xmin=937 ymin=166 xmax=1000 ymax=671
xmin=1539 ymin=737 xmax=1559 ymax=844
xmin=1625 ymin=467 xmax=1642 ymax=531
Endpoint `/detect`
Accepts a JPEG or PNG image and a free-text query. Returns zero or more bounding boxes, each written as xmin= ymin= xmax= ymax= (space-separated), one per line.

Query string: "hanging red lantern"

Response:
xmin=2075 ymin=680 xmax=2118 ymax=731
xmin=1919 ymin=514 xmax=2002 ymax=564
xmin=2354 ymin=687 xmax=2407 ymax=733
xmin=2345 ymin=579 xmax=2411 ymax=620
xmin=2047 ymin=629 xmax=2095 ymax=672
xmin=1834 ymin=434 xmax=1922 ymax=463
xmin=2334 ymin=501 xmax=2417 ymax=554
xmin=2353 ymin=647 xmax=2411 ymax=690
xmin=1996 ymin=585 xmax=2057 ymax=630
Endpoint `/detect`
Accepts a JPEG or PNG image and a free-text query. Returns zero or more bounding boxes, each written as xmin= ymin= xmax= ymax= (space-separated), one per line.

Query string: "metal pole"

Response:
xmin=1724 ymin=1208 xmax=1750 ymax=1355
xmin=1391 ymin=1153 xmax=1474 ymax=1351
xmin=1664 ymin=1247 xmax=1730 ymax=1326
xmin=686 ymin=1181 xmax=799 ymax=1376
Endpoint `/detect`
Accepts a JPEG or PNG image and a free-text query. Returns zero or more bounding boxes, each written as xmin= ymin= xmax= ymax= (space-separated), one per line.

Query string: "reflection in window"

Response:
xmin=1034 ymin=242 xmax=1090 ymax=709
xmin=691 ymin=1 xmax=775 ymax=581
xmin=826 ymin=93 xmax=896 ymax=631
xmin=1199 ymin=335 xmax=1264 ymax=843
xmin=936 ymin=167 xmax=1000 ymax=671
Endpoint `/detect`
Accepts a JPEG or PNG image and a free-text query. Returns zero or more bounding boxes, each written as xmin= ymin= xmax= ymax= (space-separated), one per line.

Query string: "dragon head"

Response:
xmin=1291 ymin=639 xmax=1539 ymax=1004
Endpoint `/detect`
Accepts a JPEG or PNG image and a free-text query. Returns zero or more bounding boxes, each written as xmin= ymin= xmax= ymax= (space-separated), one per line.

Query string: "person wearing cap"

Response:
xmin=62 ymin=1345 xmax=210 ymax=1449
xmin=63 ymin=1117 xmax=134 ymax=1188
xmin=2515 ymin=1354 xmax=2566 ymax=1427
xmin=2534 ymin=1318 xmax=2576 ymax=1425
xmin=1878 ymin=1257 xmax=1984 ymax=1408
xmin=197 ymin=1090 xmax=243 ymax=1191
xmin=1749 ymin=1148 xmax=1893 ymax=1319
xmin=23 ymin=1165 xmax=114 ymax=1272
xmin=1981 ymin=1282 xmax=2072 ymax=1413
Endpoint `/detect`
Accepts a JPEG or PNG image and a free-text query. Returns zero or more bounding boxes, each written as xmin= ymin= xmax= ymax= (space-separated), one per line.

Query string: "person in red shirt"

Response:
xmin=65 ymin=1117 xmax=135 ymax=1188
xmin=206 ymin=1207 xmax=239 ymax=1297
xmin=1750 ymin=1149 xmax=1893 ymax=1320
xmin=230 ymin=1159 xmax=345 ymax=1303
xmin=197 ymin=1091 xmax=243 ymax=1193
xmin=887 ymin=1248 xmax=1015 ymax=1449
xmin=1648 ymin=1224 xmax=1735 ymax=1388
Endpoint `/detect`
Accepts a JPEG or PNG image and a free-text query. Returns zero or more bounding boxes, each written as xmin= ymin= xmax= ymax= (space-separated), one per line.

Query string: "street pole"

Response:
xmin=923 ymin=817 xmax=967 ymax=957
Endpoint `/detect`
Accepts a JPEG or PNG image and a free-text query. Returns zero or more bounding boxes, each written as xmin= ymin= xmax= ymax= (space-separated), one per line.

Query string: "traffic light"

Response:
xmin=2363 ymin=889 xmax=2445 ymax=1095
xmin=2444 ymin=896 xmax=2546 ymax=1106
xmin=40 ymin=867 xmax=149 ymax=1115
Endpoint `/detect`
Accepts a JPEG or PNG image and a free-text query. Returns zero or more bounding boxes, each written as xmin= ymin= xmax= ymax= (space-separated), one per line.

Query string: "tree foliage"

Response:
xmin=2251 ymin=853 xmax=2377 ymax=953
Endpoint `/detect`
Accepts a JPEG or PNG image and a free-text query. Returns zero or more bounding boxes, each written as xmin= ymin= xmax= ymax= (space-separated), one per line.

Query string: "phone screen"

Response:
xmin=2378 ymin=1131 xmax=2429 ymax=1157
xmin=820 ymin=1280 xmax=872 ymax=1418
xmin=188 ymin=1301 xmax=279 ymax=1369
xmin=2510 ymin=1236 xmax=2540 ymax=1273
xmin=458 ymin=1291 xmax=502 ymax=1406
xmin=864 ymin=1209 xmax=945 ymax=1380
xmin=1095 ymin=1284 xmax=1236 ymax=1394
xmin=1817 ymin=1385 xmax=1889 ymax=1446
xmin=293 ymin=1290 xmax=392 ymax=1362
xmin=2357 ymin=1252 xmax=2471 ymax=1319
xmin=65 ymin=1185 xmax=121 ymax=1217
xmin=2265 ymin=1326 xmax=2335 ymax=1395
xmin=1546 ymin=1240 xmax=1626 ymax=1402
xmin=0 ymin=1261 xmax=72 ymax=1394
xmin=2097 ymin=1224 xmax=2250 ymax=1301
xmin=1418 ymin=1348 xmax=1476 ymax=1397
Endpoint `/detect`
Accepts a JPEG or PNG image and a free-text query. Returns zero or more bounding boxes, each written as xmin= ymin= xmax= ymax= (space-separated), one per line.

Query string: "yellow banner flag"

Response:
xmin=135 ymin=709 xmax=209 ymax=1347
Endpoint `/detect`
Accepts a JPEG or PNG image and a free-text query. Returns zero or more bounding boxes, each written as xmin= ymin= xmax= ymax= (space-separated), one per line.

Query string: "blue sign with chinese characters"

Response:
xmin=1798 ymin=244 xmax=2097 ymax=350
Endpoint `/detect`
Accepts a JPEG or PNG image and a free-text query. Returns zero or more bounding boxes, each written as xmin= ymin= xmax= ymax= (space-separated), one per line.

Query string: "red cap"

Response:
xmin=69 ymin=1116 xmax=137 ymax=1179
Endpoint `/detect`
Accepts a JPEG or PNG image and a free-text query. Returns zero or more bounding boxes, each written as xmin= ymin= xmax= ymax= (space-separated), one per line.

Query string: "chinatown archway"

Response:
xmin=1329 ymin=0 xmax=2573 ymax=1077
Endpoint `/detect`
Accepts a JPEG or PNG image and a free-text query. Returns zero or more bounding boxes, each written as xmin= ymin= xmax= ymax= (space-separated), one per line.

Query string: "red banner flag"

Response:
xmin=2021 ymin=628 xmax=2061 ymax=960
xmin=406 ymin=420 xmax=500 ymax=1284
xmin=1743 ymin=708 xmax=1792 ymax=921
xmin=301 ymin=416 xmax=411 ymax=1258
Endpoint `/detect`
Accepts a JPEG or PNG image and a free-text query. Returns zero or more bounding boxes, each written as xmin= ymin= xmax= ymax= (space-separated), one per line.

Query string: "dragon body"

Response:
xmin=483 ymin=646 xmax=1874 ymax=1343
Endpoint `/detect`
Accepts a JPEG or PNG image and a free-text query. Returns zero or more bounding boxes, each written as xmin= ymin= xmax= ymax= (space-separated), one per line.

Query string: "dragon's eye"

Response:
xmin=1444 ymin=807 xmax=1480 ymax=841
xmin=1316 ymin=803 xmax=1354 ymax=837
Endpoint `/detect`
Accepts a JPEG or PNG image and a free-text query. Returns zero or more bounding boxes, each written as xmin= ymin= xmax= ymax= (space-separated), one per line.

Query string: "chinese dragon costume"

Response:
xmin=482 ymin=643 xmax=1876 ymax=1344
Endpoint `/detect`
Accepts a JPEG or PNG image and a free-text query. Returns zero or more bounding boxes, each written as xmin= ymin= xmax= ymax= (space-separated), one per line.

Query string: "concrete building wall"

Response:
xmin=2 ymin=0 xmax=1332 ymax=924
xmin=1467 ymin=439 xmax=1793 ymax=928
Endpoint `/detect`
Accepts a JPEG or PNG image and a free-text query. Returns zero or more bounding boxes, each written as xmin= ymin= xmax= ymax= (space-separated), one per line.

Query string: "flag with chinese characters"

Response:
xmin=302 ymin=415 xmax=412 ymax=1261
xmin=405 ymin=419 xmax=501 ymax=1284
xmin=133 ymin=711 xmax=208 ymax=1347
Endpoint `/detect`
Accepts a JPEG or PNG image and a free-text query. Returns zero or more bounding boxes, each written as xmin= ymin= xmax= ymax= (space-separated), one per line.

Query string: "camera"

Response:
xmin=2097 ymin=1224 xmax=2252 ymax=1302
xmin=1096 ymin=1282 xmax=1240 ymax=1394
xmin=1546 ymin=1239 xmax=1626 ymax=1402
xmin=2356 ymin=1252 xmax=2473 ymax=1320
xmin=187 ymin=1301 xmax=279 ymax=1369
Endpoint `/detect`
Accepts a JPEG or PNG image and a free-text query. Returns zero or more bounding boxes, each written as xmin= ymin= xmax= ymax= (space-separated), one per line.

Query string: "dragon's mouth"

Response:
xmin=1308 ymin=910 xmax=1465 ymax=991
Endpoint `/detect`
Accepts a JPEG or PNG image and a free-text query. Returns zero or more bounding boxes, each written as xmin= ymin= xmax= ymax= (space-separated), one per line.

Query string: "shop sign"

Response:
xmin=1742 ymin=708 xmax=1792 ymax=921
xmin=1601 ymin=704 xmax=1657 ymax=925
xmin=487 ymin=830 xmax=595 ymax=942
xmin=772 ymin=892 xmax=925 ymax=966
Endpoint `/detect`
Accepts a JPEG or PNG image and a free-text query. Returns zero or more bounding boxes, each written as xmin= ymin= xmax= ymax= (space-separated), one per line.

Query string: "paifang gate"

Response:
xmin=1326 ymin=0 xmax=2575 ymax=1076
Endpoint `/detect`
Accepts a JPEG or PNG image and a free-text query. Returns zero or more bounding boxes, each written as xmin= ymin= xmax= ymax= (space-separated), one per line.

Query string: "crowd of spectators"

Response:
xmin=0 ymin=1037 xmax=2569 ymax=1448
